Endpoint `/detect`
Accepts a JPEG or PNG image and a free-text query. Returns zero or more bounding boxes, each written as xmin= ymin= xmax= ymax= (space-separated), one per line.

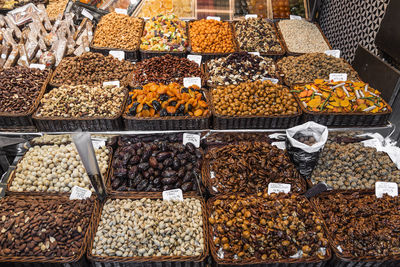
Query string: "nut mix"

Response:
xmin=140 ymin=14 xmax=188 ymax=52
xmin=208 ymin=194 xmax=329 ymax=262
xmin=35 ymin=85 xmax=126 ymax=118
xmin=125 ymin=83 xmax=209 ymax=117
xmin=212 ymin=80 xmax=298 ymax=116
xmin=111 ymin=137 xmax=202 ymax=192
xmin=277 ymin=53 xmax=358 ymax=86
xmin=207 ymin=52 xmax=277 ymax=86
xmin=0 ymin=66 xmax=49 ymax=114
xmin=131 ymin=55 xmax=202 ymax=86
xmin=293 ymin=80 xmax=389 ymax=113
xmin=312 ymin=142 xmax=400 ymax=190
xmin=234 ymin=18 xmax=282 ymax=53
xmin=205 ymin=142 xmax=305 ymax=194
xmin=92 ymin=13 xmax=142 ymax=50
xmin=10 ymin=144 xmax=110 ymax=193
xmin=51 ymin=52 xmax=134 ymax=86
xmin=278 ymin=20 xmax=330 ymax=53
xmin=138 ymin=0 xmax=194 ymax=18
xmin=46 ymin=0 xmax=69 ymax=20
xmin=189 ymin=19 xmax=236 ymax=53
xmin=316 ymin=192 xmax=400 ymax=258
xmin=0 ymin=195 xmax=93 ymax=258
xmin=92 ymin=198 xmax=205 ymax=257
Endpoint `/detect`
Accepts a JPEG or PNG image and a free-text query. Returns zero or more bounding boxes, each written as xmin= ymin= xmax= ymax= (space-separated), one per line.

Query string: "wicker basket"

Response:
xmin=0 ymin=194 xmax=98 ymax=266
xmin=207 ymin=194 xmax=332 ymax=267
xmin=0 ymin=70 xmax=51 ymax=128
xmin=86 ymin=193 xmax=209 ymax=267
xmin=32 ymin=90 xmax=128 ymax=132
xmin=275 ymin=21 xmax=332 ymax=56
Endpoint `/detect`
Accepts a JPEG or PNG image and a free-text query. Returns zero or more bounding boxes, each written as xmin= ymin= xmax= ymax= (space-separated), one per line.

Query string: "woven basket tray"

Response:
xmin=0 ymin=70 xmax=52 ymax=128
xmin=312 ymin=191 xmax=400 ymax=267
xmin=122 ymin=90 xmax=211 ymax=131
xmin=291 ymin=84 xmax=392 ymax=127
xmin=275 ymin=21 xmax=332 ymax=56
xmin=86 ymin=193 xmax=209 ymax=267
xmin=32 ymin=90 xmax=128 ymax=132
xmin=6 ymin=146 xmax=113 ymax=196
xmin=0 ymin=194 xmax=98 ymax=265
xmin=207 ymin=194 xmax=332 ymax=266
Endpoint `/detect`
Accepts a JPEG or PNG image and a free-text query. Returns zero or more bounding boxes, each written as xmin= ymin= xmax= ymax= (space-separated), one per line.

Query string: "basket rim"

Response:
xmin=0 ymin=69 xmax=52 ymax=118
xmin=206 ymin=193 xmax=332 ymax=264
xmin=0 ymin=194 xmax=98 ymax=263
xmin=86 ymin=193 xmax=209 ymax=263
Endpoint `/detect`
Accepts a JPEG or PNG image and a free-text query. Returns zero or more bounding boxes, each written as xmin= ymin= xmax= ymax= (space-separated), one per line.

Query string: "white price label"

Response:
xmin=183 ymin=77 xmax=201 ymax=88
xmin=268 ymin=183 xmax=291 ymax=194
xmin=245 ymin=14 xmax=258 ymax=19
xmin=92 ymin=140 xmax=105 ymax=149
xmin=1 ymin=54 xmax=6 ymax=59
xmin=109 ymin=50 xmax=125 ymax=61
xmin=271 ymin=142 xmax=286 ymax=150
xmin=183 ymin=133 xmax=200 ymax=148
xmin=81 ymin=8 xmax=93 ymax=20
xmin=29 ymin=63 xmax=45 ymax=70
xmin=207 ymin=16 xmax=221 ymax=21
xmin=163 ymin=189 xmax=183 ymax=201
xmin=325 ymin=50 xmax=341 ymax=58
xmin=103 ymin=80 xmax=120 ymax=87
xmin=70 ymin=186 xmax=92 ymax=200
xmin=210 ymin=171 xmax=215 ymax=178
xmin=375 ymin=182 xmax=398 ymax=198
xmin=262 ymin=77 xmax=279 ymax=84
xmin=187 ymin=54 xmax=202 ymax=66
xmin=290 ymin=15 xmax=302 ymax=20
xmin=115 ymin=8 xmax=128 ymax=15
xmin=248 ymin=52 xmax=260 ymax=56
xmin=329 ymin=73 xmax=348 ymax=82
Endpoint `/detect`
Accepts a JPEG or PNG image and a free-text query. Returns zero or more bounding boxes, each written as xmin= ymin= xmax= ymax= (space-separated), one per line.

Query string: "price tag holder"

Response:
xmin=290 ymin=15 xmax=302 ymax=20
xmin=103 ymin=80 xmax=120 ymax=87
xmin=329 ymin=73 xmax=347 ymax=82
xmin=81 ymin=8 xmax=93 ymax=20
xmin=262 ymin=77 xmax=279 ymax=84
xmin=183 ymin=133 xmax=200 ymax=148
xmin=70 ymin=186 xmax=92 ymax=200
xmin=115 ymin=8 xmax=127 ymax=15
xmin=29 ymin=63 xmax=45 ymax=70
xmin=163 ymin=189 xmax=183 ymax=201
xmin=109 ymin=50 xmax=125 ymax=61
xmin=248 ymin=52 xmax=260 ymax=56
xmin=376 ymin=181 xmax=398 ymax=198
xmin=245 ymin=14 xmax=257 ymax=19
xmin=325 ymin=50 xmax=341 ymax=58
xmin=187 ymin=54 xmax=202 ymax=66
xmin=207 ymin=16 xmax=221 ymax=21
xmin=183 ymin=77 xmax=201 ymax=88
xmin=268 ymin=183 xmax=291 ymax=194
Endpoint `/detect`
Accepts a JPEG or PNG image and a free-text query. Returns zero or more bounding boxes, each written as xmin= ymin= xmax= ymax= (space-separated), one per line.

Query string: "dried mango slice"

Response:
xmin=308 ymin=98 xmax=321 ymax=108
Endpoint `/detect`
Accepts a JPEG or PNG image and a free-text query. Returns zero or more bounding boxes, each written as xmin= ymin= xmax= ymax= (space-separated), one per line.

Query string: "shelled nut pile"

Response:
xmin=35 ymin=85 xmax=126 ymax=118
xmin=205 ymin=142 xmax=305 ymax=194
xmin=212 ymin=80 xmax=298 ymax=116
xmin=208 ymin=194 xmax=329 ymax=261
xmin=0 ymin=195 xmax=93 ymax=257
xmin=46 ymin=0 xmax=69 ymax=20
xmin=312 ymin=142 xmax=400 ymax=189
xmin=92 ymin=198 xmax=205 ymax=257
xmin=10 ymin=144 xmax=110 ymax=193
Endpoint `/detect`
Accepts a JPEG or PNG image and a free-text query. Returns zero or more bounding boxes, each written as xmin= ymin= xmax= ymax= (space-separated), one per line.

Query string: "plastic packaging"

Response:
xmin=17 ymin=44 xmax=29 ymax=67
xmin=0 ymin=44 xmax=11 ymax=67
xmin=3 ymin=45 xmax=19 ymax=68
xmin=8 ymin=4 xmax=40 ymax=26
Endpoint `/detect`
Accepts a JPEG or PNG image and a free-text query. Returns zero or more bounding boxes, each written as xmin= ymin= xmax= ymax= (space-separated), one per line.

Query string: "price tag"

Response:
xmin=29 ymin=63 xmax=45 ymax=70
xmin=245 ymin=14 xmax=258 ymax=19
xmin=375 ymin=182 xmax=398 ymax=198
xmin=324 ymin=49 xmax=341 ymax=58
xmin=210 ymin=171 xmax=215 ymax=178
xmin=268 ymin=183 xmax=291 ymax=194
xmin=92 ymin=140 xmax=105 ymax=149
xmin=115 ymin=8 xmax=128 ymax=15
xmin=183 ymin=133 xmax=200 ymax=148
xmin=271 ymin=142 xmax=286 ymax=150
xmin=187 ymin=54 xmax=202 ymax=66
xmin=103 ymin=80 xmax=120 ymax=87
xmin=248 ymin=52 xmax=260 ymax=56
xmin=207 ymin=16 xmax=221 ymax=21
xmin=290 ymin=15 xmax=302 ymax=20
xmin=1 ymin=54 xmax=6 ymax=59
xmin=183 ymin=77 xmax=201 ymax=88
xmin=70 ymin=186 xmax=92 ymax=200
xmin=163 ymin=189 xmax=183 ymax=201
xmin=262 ymin=77 xmax=279 ymax=84
xmin=109 ymin=50 xmax=125 ymax=61
xmin=329 ymin=73 xmax=347 ymax=82
xmin=81 ymin=8 xmax=93 ymax=20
